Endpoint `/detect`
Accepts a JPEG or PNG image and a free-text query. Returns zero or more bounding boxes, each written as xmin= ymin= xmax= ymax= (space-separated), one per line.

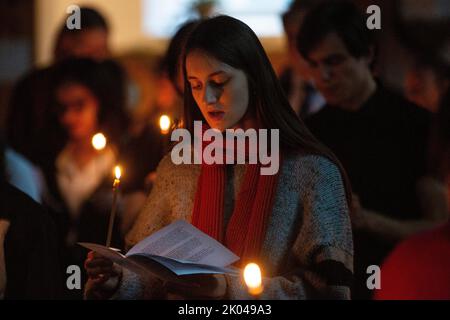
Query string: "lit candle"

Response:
xmin=106 ymin=166 xmax=121 ymax=248
xmin=243 ymin=263 xmax=264 ymax=297
xmin=159 ymin=115 xmax=171 ymax=135
xmin=92 ymin=132 xmax=107 ymax=150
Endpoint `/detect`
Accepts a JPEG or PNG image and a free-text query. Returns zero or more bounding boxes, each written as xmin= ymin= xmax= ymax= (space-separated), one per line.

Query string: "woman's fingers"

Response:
xmin=85 ymin=257 xmax=113 ymax=269
xmin=86 ymin=266 xmax=114 ymax=278
xmin=84 ymin=252 xmax=113 ymax=269
xmin=84 ymin=251 xmax=117 ymax=281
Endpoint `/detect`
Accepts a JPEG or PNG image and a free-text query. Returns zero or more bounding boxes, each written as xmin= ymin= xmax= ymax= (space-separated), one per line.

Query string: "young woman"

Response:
xmin=85 ymin=16 xmax=353 ymax=300
xmin=44 ymin=58 xmax=128 ymax=280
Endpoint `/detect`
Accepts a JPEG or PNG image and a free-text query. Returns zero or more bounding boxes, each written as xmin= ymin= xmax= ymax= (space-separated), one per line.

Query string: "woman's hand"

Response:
xmin=0 ymin=219 xmax=10 ymax=299
xmin=84 ymin=251 xmax=122 ymax=300
xmin=165 ymin=274 xmax=227 ymax=300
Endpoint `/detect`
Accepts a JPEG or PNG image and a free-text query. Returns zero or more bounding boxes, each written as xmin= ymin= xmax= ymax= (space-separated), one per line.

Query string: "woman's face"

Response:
xmin=56 ymin=83 xmax=99 ymax=141
xmin=186 ymin=50 xmax=250 ymax=131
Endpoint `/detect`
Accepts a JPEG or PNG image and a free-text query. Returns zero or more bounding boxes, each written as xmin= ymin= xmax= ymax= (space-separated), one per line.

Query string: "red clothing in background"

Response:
xmin=375 ymin=222 xmax=450 ymax=300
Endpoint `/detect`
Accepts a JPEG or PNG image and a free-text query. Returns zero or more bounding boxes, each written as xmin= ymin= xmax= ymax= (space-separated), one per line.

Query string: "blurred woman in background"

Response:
xmin=46 ymin=59 xmax=127 ymax=287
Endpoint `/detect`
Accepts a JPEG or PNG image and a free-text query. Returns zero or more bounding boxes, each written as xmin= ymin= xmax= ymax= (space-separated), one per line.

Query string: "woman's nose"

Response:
xmin=319 ymin=65 xmax=332 ymax=81
xmin=203 ymin=85 xmax=218 ymax=105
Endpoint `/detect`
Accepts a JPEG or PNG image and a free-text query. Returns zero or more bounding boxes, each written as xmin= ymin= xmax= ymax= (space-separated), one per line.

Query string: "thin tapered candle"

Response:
xmin=106 ymin=166 xmax=121 ymax=248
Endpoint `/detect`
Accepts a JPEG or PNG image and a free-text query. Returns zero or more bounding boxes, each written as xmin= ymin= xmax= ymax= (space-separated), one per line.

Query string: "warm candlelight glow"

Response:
xmin=159 ymin=115 xmax=171 ymax=134
xmin=114 ymin=166 xmax=122 ymax=180
xmin=243 ymin=263 xmax=263 ymax=296
xmin=92 ymin=133 xmax=107 ymax=150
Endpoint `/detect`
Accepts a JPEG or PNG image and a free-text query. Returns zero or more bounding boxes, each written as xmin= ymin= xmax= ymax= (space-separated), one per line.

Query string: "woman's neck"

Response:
xmin=67 ymin=139 xmax=98 ymax=169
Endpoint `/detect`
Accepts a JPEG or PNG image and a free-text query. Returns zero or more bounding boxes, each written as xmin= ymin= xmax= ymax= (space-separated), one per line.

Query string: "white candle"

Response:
xmin=106 ymin=166 xmax=121 ymax=247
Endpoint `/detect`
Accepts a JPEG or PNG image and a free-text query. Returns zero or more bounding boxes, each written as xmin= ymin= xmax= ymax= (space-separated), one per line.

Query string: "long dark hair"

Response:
xmin=51 ymin=58 xmax=128 ymax=146
xmin=161 ymin=20 xmax=199 ymax=95
xmin=182 ymin=15 xmax=353 ymax=209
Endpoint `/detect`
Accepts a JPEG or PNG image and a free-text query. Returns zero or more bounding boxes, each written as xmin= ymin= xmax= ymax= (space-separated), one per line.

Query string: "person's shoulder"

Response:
xmin=305 ymin=105 xmax=333 ymax=122
xmin=284 ymin=151 xmax=341 ymax=181
xmin=377 ymin=85 xmax=432 ymax=122
xmin=2 ymin=183 xmax=48 ymax=222
xmin=304 ymin=105 xmax=335 ymax=132
xmin=155 ymin=152 xmax=201 ymax=180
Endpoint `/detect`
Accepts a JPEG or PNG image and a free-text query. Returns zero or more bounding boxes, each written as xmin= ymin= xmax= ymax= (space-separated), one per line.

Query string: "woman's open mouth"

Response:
xmin=208 ymin=111 xmax=225 ymax=121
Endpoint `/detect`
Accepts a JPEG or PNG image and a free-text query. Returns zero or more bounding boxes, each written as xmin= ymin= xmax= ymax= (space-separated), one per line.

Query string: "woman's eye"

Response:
xmin=211 ymin=81 xmax=224 ymax=87
xmin=190 ymin=82 xmax=202 ymax=90
xmin=326 ymin=56 xmax=345 ymax=66
xmin=210 ymin=78 xmax=229 ymax=88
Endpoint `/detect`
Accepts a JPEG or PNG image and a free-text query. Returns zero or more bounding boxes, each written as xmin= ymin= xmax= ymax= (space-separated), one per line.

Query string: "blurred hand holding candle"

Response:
xmin=244 ymin=263 xmax=264 ymax=296
xmin=106 ymin=165 xmax=121 ymax=248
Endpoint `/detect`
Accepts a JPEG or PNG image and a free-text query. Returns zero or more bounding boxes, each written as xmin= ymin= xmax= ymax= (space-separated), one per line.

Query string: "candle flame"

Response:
xmin=92 ymin=133 xmax=107 ymax=150
xmin=159 ymin=115 xmax=171 ymax=133
xmin=243 ymin=263 xmax=263 ymax=295
xmin=114 ymin=166 xmax=122 ymax=180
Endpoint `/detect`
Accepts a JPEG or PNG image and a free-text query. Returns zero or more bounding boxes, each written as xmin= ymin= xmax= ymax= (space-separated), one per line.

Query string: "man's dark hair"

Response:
xmin=72 ymin=7 xmax=108 ymax=32
xmin=161 ymin=20 xmax=199 ymax=95
xmin=54 ymin=7 xmax=109 ymax=60
xmin=282 ymin=0 xmax=319 ymax=28
xmin=297 ymin=1 xmax=376 ymax=60
xmin=51 ymin=58 xmax=128 ymax=145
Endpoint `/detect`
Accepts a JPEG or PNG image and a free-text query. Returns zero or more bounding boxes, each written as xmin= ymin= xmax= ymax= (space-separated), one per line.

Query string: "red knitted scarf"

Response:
xmin=191 ymin=125 xmax=281 ymax=263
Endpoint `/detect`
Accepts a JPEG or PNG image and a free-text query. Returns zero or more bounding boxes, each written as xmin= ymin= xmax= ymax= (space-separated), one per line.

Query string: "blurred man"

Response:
xmin=279 ymin=0 xmax=325 ymax=118
xmin=298 ymin=1 xmax=437 ymax=299
xmin=404 ymin=53 xmax=450 ymax=113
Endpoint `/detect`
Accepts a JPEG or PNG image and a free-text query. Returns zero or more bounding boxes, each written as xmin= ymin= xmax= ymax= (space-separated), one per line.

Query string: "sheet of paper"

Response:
xmin=78 ymin=242 xmax=195 ymax=282
xmin=78 ymin=242 xmax=147 ymax=276
xmin=126 ymin=220 xmax=239 ymax=267
xmin=132 ymin=253 xmax=240 ymax=276
xmin=78 ymin=220 xmax=240 ymax=279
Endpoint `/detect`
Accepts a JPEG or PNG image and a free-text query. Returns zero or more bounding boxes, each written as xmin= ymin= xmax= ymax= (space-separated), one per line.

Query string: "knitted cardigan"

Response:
xmin=113 ymin=151 xmax=353 ymax=299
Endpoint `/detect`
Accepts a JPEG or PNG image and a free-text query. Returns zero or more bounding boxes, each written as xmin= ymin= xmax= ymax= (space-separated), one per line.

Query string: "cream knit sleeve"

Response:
xmin=225 ymin=156 xmax=353 ymax=299
xmin=125 ymin=154 xmax=174 ymax=250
